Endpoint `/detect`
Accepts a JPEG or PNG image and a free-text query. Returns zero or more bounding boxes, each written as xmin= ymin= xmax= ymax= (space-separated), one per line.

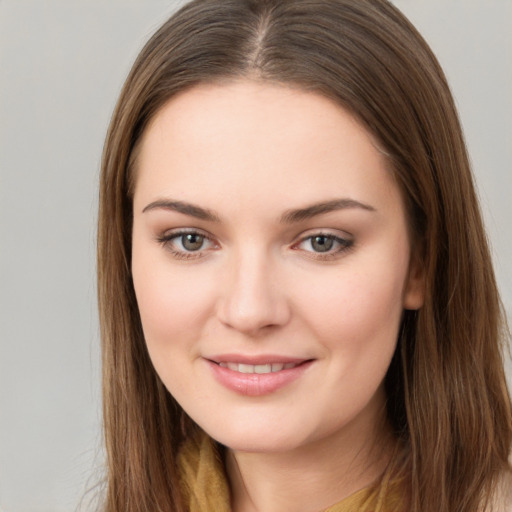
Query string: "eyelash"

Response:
xmin=292 ymin=232 xmax=354 ymax=260
xmin=156 ymin=229 xmax=217 ymax=260
xmin=156 ymin=230 xmax=353 ymax=261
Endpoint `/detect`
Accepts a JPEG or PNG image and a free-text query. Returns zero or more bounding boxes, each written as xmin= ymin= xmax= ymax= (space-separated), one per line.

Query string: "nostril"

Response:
xmin=216 ymin=259 xmax=292 ymax=334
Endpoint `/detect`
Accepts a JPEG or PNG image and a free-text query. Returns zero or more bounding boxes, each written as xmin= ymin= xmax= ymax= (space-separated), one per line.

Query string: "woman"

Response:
xmin=97 ymin=0 xmax=512 ymax=510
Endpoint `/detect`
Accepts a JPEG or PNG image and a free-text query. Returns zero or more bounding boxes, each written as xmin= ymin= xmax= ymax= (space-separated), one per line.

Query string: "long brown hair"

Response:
xmin=97 ymin=1 xmax=512 ymax=510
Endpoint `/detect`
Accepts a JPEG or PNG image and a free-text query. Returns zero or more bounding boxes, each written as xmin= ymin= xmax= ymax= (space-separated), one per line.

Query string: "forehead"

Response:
xmin=133 ymin=80 xmax=404 ymax=219
xmin=140 ymin=81 xmax=375 ymax=160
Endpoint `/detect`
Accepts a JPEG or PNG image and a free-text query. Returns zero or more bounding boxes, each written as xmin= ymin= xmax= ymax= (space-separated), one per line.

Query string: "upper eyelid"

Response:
xmin=159 ymin=227 xmax=212 ymax=239
xmin=294 ymin=229 xmax=353 ymax=242
xmin=293 ymin=234 xmax=352 ymax=248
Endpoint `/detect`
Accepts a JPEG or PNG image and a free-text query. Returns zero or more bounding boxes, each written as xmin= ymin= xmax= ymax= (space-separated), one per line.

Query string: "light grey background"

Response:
xmin=0 ymin=1 xmax=510 ymax=511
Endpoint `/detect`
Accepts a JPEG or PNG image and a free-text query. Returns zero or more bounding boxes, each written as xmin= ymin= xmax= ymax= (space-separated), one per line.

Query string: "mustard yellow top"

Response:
xmin=178 ymin=432 xmax=405 ymax=512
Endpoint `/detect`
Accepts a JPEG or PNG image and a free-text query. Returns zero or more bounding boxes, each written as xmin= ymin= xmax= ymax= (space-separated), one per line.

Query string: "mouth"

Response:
xmin=206 ymin=356 xmax=314 ymax=396
xmin=216 ymin=362 xmax=301 ymax=374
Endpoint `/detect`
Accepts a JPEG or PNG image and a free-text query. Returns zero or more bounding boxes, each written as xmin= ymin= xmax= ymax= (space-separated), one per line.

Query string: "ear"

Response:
xmin=403 ymin=251 xmax=425 ymax=310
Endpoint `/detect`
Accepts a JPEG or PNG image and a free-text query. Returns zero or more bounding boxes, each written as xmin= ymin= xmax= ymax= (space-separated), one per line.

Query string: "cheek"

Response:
xmin=293 ymin=260 xmax=407 ymax=418
xmin=293 ymin=254 xmax=408 ymax=354
xmin=131 ymin=242 xmax=216 ymax=351
xmin=131 ymin=252 xmax=219 ymax=398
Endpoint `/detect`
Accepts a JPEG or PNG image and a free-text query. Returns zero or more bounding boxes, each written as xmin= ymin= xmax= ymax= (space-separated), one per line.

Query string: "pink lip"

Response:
xmin=205 ymin=355 xmax=314 ymax=396
xmin=208 ymin=353 xmax=307 ymax=365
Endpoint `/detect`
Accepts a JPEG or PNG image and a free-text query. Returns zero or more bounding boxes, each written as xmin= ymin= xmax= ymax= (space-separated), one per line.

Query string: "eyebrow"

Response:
xmin=280 ymin=198 xmax=376 ymax=223
xmin=142 ymin=199 xmax=221 ymax=222
xmin=142 ymin=197 xmax=376 ymax=223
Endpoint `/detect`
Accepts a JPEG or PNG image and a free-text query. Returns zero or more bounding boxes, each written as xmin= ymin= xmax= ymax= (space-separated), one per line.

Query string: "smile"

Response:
xmin=207 ymin=357 xmax=314 ymax=396
xmin=217 ymin=362 xmax=299 ymax=374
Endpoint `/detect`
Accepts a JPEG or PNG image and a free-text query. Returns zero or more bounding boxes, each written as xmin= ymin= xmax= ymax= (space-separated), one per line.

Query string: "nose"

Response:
xmin=217 ymin=248 xmax=291 ymax=336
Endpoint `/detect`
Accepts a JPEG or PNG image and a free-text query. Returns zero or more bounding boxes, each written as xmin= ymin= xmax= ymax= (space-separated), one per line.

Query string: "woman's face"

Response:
xmin=131 ymin=81 xmax=424 ymax=453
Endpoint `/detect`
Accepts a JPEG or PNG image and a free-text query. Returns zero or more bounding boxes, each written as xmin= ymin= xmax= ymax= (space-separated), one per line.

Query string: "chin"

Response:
xmin=198 ymin=418 xmax=315 ymax=454
xmin=216 ymin=433 xmax=302 ymax=454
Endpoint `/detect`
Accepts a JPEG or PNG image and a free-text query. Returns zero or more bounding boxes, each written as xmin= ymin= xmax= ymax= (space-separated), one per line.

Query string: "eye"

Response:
xmin=294 ymin=232 xmax=353 ymax=258
xmin=178 ymin=233 xmax=206 ymax=251
xmin=309 ymin=235 xmax=336 ymax=253
xmin=157 ymin=230 xmax=217 ymax=259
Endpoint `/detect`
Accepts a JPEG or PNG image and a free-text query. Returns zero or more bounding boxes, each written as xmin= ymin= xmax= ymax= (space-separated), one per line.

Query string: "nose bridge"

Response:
xmin=218 ymin=243 xmax=289 ymax=334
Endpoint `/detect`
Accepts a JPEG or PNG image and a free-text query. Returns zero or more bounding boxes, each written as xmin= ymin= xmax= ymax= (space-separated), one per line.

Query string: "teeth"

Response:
xmin=238 ymin=363 xmax=254 ymax=374
xmin=219 ymin=362 xmax=298 ymax=374
xmin=255 ymin=364 xmax=272 ymax=374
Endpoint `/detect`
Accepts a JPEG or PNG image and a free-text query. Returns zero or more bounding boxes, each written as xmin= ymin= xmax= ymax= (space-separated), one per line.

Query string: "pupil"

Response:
xmin=312 ymin=236 xmax=333 ymax=252
xmin=182 ymin=234 xmax=203 ymax=251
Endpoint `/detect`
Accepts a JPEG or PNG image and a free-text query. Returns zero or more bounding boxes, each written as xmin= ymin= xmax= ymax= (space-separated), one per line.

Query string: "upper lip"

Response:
xmin=206 ymin=354 xmax=311 ymax=365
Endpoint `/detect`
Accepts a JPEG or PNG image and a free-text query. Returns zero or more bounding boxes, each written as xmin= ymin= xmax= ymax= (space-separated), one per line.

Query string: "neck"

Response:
xmin=225 ymin=398 xmax=396 ymax=512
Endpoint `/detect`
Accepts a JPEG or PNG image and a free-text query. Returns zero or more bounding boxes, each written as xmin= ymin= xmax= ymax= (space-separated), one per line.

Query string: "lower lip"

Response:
xmin=206 ymin=360 xmax=313 ymax=396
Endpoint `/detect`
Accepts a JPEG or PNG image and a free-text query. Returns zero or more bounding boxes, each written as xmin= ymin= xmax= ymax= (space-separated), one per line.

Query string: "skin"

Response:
xmin=131 ymin=80 xmax=424 ymax=512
